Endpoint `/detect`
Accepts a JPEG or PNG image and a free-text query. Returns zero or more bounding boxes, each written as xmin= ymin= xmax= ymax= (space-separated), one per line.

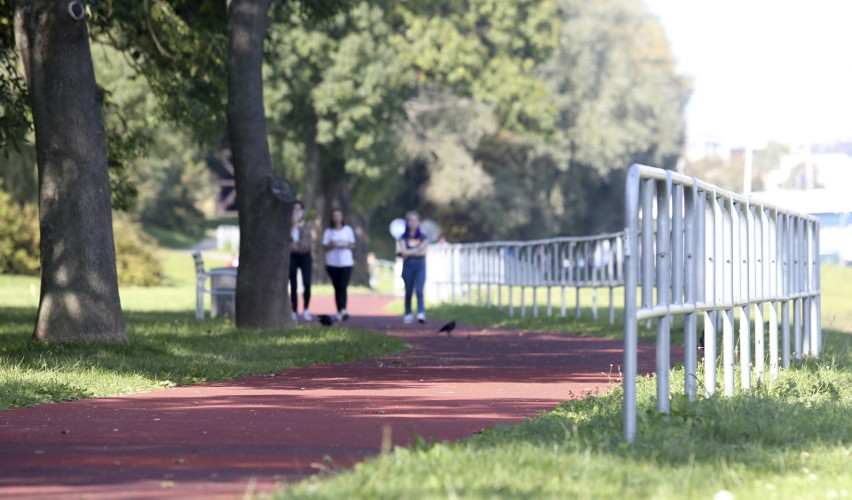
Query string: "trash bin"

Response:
xmin=210 ymin=269 xmax=236 ymax=318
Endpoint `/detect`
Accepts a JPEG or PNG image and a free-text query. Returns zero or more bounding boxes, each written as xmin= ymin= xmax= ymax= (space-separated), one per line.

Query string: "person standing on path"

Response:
xmin=397 ymin=210 xmax=429 ymax=324
xmin=322 ymin=208 xmax=355 ymax=321
xmin=289 ymin=200 xmax=313 ymax=322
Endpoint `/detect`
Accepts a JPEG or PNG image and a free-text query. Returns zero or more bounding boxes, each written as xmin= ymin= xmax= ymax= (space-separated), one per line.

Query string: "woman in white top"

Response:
xmin=322 ymin=208 xmax=356 ymax=321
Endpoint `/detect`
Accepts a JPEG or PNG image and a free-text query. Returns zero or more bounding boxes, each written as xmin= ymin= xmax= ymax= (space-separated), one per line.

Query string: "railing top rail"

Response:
xmin=433 ymin=231 xmax=624 ymax=250
xmin=630 ymin=164 xmax=820 ymax=223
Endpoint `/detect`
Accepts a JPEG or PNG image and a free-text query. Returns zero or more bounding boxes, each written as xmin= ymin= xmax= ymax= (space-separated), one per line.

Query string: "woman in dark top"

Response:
xmin=396 ymin=211 xmax=429 ymax=324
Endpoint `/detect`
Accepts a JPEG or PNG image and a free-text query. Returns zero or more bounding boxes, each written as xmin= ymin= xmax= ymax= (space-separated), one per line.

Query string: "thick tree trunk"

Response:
xmin=15 ymin=0 xmax=126 ymax=342
xmin=227 ymin=0 xmax=294 ymax=329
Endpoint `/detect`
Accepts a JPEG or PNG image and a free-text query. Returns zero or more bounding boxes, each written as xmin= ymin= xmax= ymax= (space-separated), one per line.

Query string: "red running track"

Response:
xmin=0 ymin=294 xmax=670 ymax=499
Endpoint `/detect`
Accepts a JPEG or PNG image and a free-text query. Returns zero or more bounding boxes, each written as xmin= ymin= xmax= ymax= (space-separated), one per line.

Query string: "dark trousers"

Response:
xmin=289 ymin=252 xmax=312 ymax=312
xmin=326 ymin=265 xmax=352 ymax=312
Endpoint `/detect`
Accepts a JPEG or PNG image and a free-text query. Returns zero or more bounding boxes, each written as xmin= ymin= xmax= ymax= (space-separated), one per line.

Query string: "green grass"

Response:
xmin=0 ymin=248 xmax=406 ymax=410
xmin=278 ymin=341 xmax=851 ymax=498
xmin=275 ymin=265 xmax=852 ymax=499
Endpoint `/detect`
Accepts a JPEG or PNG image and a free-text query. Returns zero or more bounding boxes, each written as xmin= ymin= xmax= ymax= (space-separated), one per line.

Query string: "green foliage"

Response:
xmin=264 ymin=2 xmax=415 ymax=212
xmin=137 ymin=158 xmax=208 ymax=241
xmin=545 ymin=0 xmax=689 ymax=172
xmin=0 ymin=1 xmax=30 ymax=154
xmin=0 ymin=186 xmax=39 ymax=275
xmin=88 ymin=1 xmax=229 ymax=144
xmin=0 ymin=143 xmax=37 ymax=204
xmin=395 ymin=0 xmax=561 ymax=133
xmin=91 ymin=43 xmax=209 ymax=239
xmin=112 ymin=214 xmax=165 ymax=287
xmin=404 ymin=0 xmax=690 ymax=242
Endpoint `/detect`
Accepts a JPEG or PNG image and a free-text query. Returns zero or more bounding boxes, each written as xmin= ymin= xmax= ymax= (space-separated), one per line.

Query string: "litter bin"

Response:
xmin=210 ymin=269 xmax=237 ymax=318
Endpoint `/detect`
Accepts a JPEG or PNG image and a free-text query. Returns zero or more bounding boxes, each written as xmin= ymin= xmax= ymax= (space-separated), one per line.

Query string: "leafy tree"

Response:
xmin=266 ymin=0 xmax=562 ymax=274
xmin=14 ymin=0 xmax=125 ymax=342
xmin=0 ymin=0 xmax=29 ymax=153
xmin=91 ymin=42 xmax=208 ymax=239
xmin=265 ymin=3 xmax=414 ymax=285
xmin=405 ymin=0 xmax=689 ymax=242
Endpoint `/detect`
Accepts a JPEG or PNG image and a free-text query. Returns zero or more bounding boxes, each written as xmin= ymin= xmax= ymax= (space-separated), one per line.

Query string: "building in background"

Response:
xmin=752 ymin=143 xmax=852 ymax=264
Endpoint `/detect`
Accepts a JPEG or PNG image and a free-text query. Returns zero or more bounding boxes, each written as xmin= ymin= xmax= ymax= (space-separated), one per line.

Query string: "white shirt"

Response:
xmin=322 ymin=225 xmax=355 ymax=267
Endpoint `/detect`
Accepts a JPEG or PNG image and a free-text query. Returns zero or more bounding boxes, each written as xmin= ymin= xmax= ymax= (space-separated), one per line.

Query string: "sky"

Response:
xmin=642 ymin=0 xmax=852 ymax=147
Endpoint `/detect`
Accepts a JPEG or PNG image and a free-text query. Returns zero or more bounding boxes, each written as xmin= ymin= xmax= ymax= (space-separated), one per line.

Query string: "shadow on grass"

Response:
xmin=0 ymin=306 xmax=407 ymax=410
xmin=0 ymin=379 xmax=93 ymax=407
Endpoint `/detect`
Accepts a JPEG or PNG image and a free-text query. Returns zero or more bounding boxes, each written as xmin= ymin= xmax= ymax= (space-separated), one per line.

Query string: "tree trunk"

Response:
xmin=15 ymin=0 xmax=126 ymax=343
xmin=302 ymin=109 xmax=320 ymax=210
xmin=227 ymin=0 xmax=294 ymax=329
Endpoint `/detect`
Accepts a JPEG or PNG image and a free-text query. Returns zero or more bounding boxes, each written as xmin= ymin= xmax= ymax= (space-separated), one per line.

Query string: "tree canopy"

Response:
xmin=1 ymin=0 xmax=690 ymax=309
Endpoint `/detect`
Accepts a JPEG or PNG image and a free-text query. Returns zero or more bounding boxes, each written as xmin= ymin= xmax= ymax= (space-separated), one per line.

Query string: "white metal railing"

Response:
xmin=622 ymin=164 xmax=821 ymax=442
xmin=426 ymin=233 xmax=624 ymax=322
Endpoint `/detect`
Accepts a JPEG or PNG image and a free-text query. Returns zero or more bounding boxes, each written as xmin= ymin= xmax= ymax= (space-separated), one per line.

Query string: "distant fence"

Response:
xmin=622 ymin=164 xmax=821 ymax=442
xmin=425 ymin=233 xmax=624 ymax=322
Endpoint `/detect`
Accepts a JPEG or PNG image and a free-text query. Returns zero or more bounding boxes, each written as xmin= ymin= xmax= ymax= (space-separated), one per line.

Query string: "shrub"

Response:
xmin=0 ymin=187 xmax=164 ymax=286
xmin=113 ymin=213 xmax=165 ymax=287
xmin=0 ymin=188 xmax=40 ymax=275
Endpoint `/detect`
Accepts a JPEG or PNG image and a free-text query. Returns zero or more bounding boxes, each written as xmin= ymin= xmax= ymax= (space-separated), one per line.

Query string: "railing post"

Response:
xmin=722 ymin=195 xmax=736 ymax=397
xmin=738 ymin=200 xmax=752 ymax=391
xmin=754 ymin=205 xmax=765 ymax=382
xmin=641 ymin=178 xmax=655 ymax=328
xmin=623 ymin=164 xmax=641 ymax=443
xmin=683 ymin=183 xmax=698 ymax=400
xmin=812 ymin=222 xmax=822 ymax=355
xmin=655 ymin=175 xmax=672 ymax=415
xmin=704 ymin=190 xmax=719 ymax=397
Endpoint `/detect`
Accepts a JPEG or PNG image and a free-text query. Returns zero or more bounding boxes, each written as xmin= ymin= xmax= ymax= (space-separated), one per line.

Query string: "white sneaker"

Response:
xmin=339 ymin=309 xmax=349 ymax=321
xmin=291 ymin=312 xmax=298 ymax=321
xmin=403 ymin=314 xmax=414 ymax=324
xmin=302 ymin=311 xmax=313 ymax=321
xmin=417 ymin=312 xmax=426 ymax=324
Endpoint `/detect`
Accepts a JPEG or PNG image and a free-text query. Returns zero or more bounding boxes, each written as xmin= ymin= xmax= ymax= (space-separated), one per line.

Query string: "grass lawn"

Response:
xmin=275 ymin=265 xmax=852 ymax=499
xmin=0 ymin=249 xmax=406 ymax=410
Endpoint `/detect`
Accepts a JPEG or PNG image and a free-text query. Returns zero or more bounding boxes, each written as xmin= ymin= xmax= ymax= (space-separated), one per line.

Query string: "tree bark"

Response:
xmin=15 ymin=0 xmax=126 ymax=342
xmin=227 ymin=0 xmax=294 ymax=329
xmin=302 ymin=108 xmax=320 ymax=210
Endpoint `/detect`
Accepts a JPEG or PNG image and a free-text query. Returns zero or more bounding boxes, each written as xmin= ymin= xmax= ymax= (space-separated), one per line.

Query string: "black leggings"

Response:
xmin=289 ymin=252 xmax=312 ymax=312
xmin=325 ymin=265 xmax=352 ymax=312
